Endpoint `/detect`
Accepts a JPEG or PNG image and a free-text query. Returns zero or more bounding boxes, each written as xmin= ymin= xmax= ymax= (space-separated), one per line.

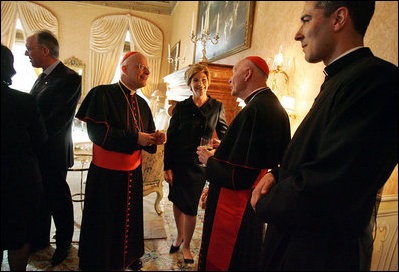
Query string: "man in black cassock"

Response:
xmin=197 ymin=56 xmax=291 ymax=270
xmin=251 ymin=1 xmax=398 ymax=271
xmin=76 ymin=52 xmax=166 ymax=271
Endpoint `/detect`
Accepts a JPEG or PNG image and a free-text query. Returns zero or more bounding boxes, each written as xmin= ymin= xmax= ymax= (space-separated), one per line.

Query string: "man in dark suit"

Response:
xmin=26 ymin=30 xmax=81 ymax=266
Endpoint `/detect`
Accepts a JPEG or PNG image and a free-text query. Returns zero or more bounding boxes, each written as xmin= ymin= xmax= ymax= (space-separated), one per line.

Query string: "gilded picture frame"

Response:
xmin=64 ymin=56 xmax=85 ymax=103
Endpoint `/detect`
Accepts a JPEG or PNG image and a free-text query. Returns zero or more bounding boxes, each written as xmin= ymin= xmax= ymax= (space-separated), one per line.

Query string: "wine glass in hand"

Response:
xmin=198 ymin=137 xmax=212 ymax=167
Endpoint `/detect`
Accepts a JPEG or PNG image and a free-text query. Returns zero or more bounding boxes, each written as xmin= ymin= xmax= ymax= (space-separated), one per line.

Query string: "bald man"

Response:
xmin=76 ymin=52 xmax=165 ymax=270
xmin=196 ymin=56 xmax=291 ymax=270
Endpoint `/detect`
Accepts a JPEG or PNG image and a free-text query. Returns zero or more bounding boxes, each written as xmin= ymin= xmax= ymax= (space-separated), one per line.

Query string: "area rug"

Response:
xmin=2 ymin=182 xmax=200 ymax=271
xmin=143 ymin=192 xmax=167 ymax=239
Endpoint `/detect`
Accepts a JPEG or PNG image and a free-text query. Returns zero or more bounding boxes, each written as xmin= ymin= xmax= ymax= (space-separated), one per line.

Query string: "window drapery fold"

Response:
xmin=90 ymin=14 xmax=163 ymax=98
xmin=1 ymin=1 xmax=58 ymax=49
xmin=89 ymin=15 xmax=128 ymax=89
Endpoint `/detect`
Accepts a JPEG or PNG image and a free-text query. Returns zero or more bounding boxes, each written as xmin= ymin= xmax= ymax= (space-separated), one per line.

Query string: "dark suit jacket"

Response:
xmin=30 ymin=62 xmax=81 ymax=170
xmin=1 ymin=84 xmax=47 ymax=210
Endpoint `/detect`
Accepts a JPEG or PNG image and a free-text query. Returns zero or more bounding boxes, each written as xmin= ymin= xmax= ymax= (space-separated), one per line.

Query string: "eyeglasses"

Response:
xmin=25 ymin=46 xmax=43 ymax=52
xmin=137 ymin=63 xmax=150 ymax=72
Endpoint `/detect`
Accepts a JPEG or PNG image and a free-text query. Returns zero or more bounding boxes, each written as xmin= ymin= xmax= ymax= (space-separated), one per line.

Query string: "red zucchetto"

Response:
xmin=121 ymin=51 xmax=138 ymax=64
xmin=245 ymin=56 xmax=269 ymax=77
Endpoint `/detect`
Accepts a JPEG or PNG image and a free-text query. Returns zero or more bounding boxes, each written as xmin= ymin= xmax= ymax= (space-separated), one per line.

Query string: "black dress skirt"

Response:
xmin=168 ymin=162 xmax=206 ymax=215
xmin=164 ymin=96 xmax=228 ymax=216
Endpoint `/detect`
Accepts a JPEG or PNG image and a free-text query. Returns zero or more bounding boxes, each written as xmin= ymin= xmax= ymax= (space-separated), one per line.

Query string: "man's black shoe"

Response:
xmin=51 ymin=246 xmax=70 ymax=266
xmin=127 ymin=259 xmax=142 ymax=271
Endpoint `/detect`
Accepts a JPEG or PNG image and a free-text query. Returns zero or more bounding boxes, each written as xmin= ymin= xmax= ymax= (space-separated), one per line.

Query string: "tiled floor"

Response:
xmin=1 ymin=180 xmax=205 ymax=271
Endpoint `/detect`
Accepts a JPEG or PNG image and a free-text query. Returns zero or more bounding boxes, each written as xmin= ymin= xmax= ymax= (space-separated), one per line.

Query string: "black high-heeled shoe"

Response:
xmin=184 ymin=258 xmax=194 ymax=264
xmin=169 ymin=240 xmax=183 ymax=253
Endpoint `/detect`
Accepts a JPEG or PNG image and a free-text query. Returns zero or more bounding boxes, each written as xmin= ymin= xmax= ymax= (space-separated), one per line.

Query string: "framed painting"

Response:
xmin=193 ymin=1 xmax=255 ymax=63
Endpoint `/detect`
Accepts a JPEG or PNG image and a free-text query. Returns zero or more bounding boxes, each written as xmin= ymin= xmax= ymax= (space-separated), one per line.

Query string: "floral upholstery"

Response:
xmin=142 ymin=144 xmax=164 ymax=215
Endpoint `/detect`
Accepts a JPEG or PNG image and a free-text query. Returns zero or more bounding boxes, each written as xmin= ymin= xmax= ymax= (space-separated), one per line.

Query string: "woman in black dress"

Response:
xmin=1 ymin=44 xmax=47 ymax=270
xmin=164 ymin=63 xmax=228 ymax=263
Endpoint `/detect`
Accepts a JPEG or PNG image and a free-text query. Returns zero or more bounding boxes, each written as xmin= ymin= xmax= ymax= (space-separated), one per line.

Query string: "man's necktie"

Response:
xmin=30 ymin=73 xmax=47 ymax=96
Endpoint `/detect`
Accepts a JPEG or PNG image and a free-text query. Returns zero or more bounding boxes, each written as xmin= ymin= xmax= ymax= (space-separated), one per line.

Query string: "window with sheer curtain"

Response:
xmin=111 ymin=31 xmax=151 ymax=106
xmin=9 ymin=19 xmax=40 ymax=93
xmin=89 ymin=14 xmax=163 ymax=100
xmin=1 ymin=1 xmax=58 ymax=48
xmin=74 ymin=31 xmax=150 ymax=144
xmin=1 ymin=0 xmax=58 ymax=93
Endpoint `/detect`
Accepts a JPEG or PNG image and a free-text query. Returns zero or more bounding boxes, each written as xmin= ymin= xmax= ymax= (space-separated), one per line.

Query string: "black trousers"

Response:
xmin=31 ymin=168 xmax=74 ymax=250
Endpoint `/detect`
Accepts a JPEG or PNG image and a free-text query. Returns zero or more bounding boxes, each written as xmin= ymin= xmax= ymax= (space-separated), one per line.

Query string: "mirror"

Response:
xmin=64 ymin=56 xmax=85 ymax=104
xmin=64 ymin=56 xmax=88 ymax=144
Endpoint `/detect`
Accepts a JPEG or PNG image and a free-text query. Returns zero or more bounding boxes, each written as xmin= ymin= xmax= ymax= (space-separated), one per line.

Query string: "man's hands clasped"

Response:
xmin=137 ymin=130 xmax=167 ymax=147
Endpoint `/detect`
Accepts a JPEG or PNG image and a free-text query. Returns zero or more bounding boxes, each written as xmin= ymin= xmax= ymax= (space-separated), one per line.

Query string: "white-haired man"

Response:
xmin=26 ymin=30 xmax=81 ymax=266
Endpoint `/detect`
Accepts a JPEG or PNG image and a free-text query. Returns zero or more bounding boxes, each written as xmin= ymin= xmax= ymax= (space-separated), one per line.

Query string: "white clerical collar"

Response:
xmin=119 ymin=80 xmax=137 ymax=95
xmin=328 ymin=46 xmax=364 ymax=66
xmin=43 ymin=60 xmax=60 ymax=76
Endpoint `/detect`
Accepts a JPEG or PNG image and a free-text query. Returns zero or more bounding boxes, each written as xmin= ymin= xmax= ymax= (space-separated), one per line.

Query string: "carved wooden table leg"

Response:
xmin=154 ymin=187 xmax=163 ymax=215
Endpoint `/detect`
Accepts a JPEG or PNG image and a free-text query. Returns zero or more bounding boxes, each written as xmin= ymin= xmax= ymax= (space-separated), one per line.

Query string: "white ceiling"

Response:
xmin=70 ymin=1 xmax=178 ymax=15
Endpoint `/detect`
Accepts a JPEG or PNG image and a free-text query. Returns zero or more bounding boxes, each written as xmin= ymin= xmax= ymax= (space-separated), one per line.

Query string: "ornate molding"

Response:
xmin=371 ymin=195 xmax=398 ymax=271
xmin=64 ymin=56 xmax=85 ymax=68
xmin=68 ymin=1 xmax=177 ymax=15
